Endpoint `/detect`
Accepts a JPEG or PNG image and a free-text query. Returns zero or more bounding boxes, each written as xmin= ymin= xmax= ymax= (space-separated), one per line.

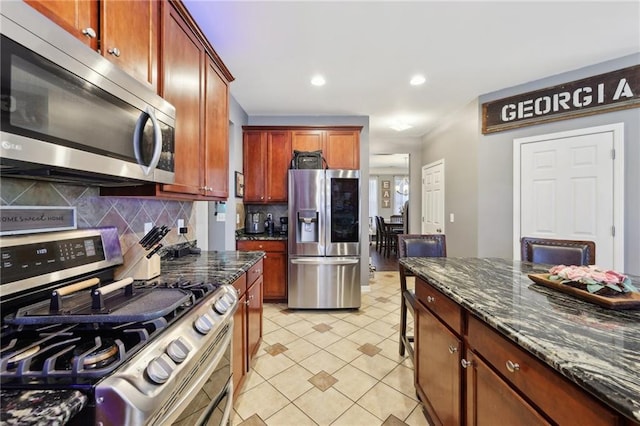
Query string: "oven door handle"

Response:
xmin=133 ymin=106 xmax=163 ymax=176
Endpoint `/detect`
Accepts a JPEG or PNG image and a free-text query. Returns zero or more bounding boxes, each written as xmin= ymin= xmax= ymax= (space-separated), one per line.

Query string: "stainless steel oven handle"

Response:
xmin=290 ymin=258 xmax=359 ymax=265
xmin=133 ymin=106 xmax=163 ymax=176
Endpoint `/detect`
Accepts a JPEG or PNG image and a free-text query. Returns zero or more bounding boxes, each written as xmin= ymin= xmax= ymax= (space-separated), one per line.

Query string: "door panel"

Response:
xmin=520 ymin=130 xmax=615 ymax=268
xmin=422 ymin=160 xmax=445 ymax=234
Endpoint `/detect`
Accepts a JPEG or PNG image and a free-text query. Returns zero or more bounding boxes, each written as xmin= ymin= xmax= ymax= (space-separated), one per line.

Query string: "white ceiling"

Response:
xmin=184 ymin=1 xmax=640 ymax=167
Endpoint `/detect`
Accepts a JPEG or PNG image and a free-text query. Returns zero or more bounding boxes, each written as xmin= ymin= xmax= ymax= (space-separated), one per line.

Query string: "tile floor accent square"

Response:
xmin=312 ymin=323 xmax=333 ymax=333
xmin=358 ymin=342 xmax=382 ymax=356
xmin=265 ymin=342 xmax=288 ymax=356
xmin=308 ymin=370 xmax=338 ymax=391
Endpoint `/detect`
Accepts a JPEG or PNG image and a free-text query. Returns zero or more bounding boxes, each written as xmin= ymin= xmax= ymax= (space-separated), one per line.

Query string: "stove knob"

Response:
xmin=224 ymin=292 xmax=237 ymax=305
xmin=146 ymin=353 xmax=175 ymax=384
xmin=194 ymin=313 xmax=214 ymax=334
xmin=213 ymin=298 xmax=229 ymax=314
xmin=166 ymin=337 xmax=191 ymax=363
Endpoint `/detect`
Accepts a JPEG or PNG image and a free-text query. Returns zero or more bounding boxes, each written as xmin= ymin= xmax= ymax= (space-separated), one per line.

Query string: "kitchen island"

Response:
xmin=400 ymin=257 xmax=640 ymax=425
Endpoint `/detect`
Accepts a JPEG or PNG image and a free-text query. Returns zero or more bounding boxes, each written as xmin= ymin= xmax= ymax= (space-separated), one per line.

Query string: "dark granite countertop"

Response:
xmin=399 ymin=257 xmax=640 ymax=423
xmin=0 ymin=251 xmax=262 ymax=425
xmin=236 ymin=231 xmax=287 ymax=241
xmin=156 ymin=250 xmax=265 ymax=284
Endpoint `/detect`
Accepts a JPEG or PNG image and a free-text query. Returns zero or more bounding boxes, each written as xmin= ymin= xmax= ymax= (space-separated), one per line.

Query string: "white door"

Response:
xmin=422 ymin=159 xmax=445 ymax=234
xmin=514 ymin=124 xmax=624 ymax=270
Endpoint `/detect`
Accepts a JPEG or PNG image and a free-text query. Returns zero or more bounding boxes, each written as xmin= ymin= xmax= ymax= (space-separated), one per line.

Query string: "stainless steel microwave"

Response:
xmin=0 ymin=2 xmax=176 ymax=186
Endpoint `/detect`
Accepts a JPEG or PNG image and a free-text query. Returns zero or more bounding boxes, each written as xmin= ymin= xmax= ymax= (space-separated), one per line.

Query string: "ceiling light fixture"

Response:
xmin=390 ymin=122 xmax=412 ymax=132
xmin=310 ymin=75 xmax=326 ymax=86
xmin=410 ymin=75 xmax=426 ymax=86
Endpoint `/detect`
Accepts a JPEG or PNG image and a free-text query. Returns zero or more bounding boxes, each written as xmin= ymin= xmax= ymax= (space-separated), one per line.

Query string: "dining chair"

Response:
xmin=374 ymin=216 xmax=383 ymax=252
xmin=520 ymin=237 xmax=596 ymax=266
xmin=380 ymin=217 xmax=402 ymax=257
xmin=397 ymin=234 xmax=447 ymax=360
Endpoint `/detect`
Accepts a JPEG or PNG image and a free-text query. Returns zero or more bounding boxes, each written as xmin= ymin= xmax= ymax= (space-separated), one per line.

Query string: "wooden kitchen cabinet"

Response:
xmin=414 ymin=277 xmax=626 ymax=426
xmin=290 ymin=129 xmax=324 ymax=152
xmin=25 ymin=0 xmax=159 ymax=89
xmin=247 ymin=273 xmax=263 ymax=359
xmin=290 ymin=127 xmax=361 ymax=170
xmin=465 ymin=315 xmax=621 ymax=426
xmin=324 ymin=130 xmax=360 ymax=170
xmin=101 ymin=1 xmax=233 ymax=200
xmin=237 ymin=240 xmax=287 ymax=302
xmin=232 ymin=274 xmax=247 ymax=400
xmin=232 ymin=260 xmax=263 ymax=399
xmin=243 ymin=130 xmax=291 ymax=203
xmin=415 ymin=288 xmax=462 ymax=426
xmin=464 ymin=350 xmax=550 ymax=426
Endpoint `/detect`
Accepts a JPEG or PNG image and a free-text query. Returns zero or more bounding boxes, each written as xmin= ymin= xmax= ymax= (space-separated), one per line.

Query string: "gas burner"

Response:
xmin=73 ymin=338 xmax=119 ymax=370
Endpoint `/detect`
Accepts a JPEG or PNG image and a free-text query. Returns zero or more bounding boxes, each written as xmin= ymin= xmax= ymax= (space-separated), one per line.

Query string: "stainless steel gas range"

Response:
xmin=0 ymin=227 xmax=237 ymax=425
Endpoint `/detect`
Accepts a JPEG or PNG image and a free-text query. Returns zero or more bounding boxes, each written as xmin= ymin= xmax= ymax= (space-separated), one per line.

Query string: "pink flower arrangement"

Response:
xmin=548 ymin=265 xmax=637 ymax=294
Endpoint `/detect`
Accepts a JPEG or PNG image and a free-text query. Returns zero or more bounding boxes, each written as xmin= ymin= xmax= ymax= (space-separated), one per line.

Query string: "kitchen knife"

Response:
xmin=146 ymin=243 xmax=163 ymax=259
xmin=143 ymin=225 xmax=168 ymax=249
xmin=139 ymin=226 xmax=160 ymax=248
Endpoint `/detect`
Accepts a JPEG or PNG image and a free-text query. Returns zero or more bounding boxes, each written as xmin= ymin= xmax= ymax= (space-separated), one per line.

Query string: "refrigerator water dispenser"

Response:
xmin=297 ymin=210 xmax=319 ymax=242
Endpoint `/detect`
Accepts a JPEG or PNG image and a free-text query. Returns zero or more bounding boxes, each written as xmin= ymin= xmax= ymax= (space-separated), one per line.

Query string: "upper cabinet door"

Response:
xmin=266 ymin=131 xmax=292 ymax=202
xmin=325 ymin=130 xmax=360 ymax=170
xmin=243 ymin=132 xmax=267 ymax=202
xmin=204 ymin=57 xmax=230 ymax=199
xmin=24 ymin=0 xmax=99 ymax=50
xmin=291 ymin=130 xmax=324 ymax=153
xmin=160 ymin=3 xmax=203 ymax=196
xmin=100 ymin=0 xmax=159 ymax=89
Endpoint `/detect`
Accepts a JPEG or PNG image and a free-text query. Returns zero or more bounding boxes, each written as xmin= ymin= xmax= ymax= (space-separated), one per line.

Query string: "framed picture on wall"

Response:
xmin=381 ymin=180 xmax=391 ymax=208
xmin=235 ymin=172 xmax=244 ymax=198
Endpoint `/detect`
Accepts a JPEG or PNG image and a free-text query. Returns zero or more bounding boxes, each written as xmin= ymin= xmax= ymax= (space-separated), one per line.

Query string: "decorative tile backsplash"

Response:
xmin=0 ymin=178 xmax=196 ymax=253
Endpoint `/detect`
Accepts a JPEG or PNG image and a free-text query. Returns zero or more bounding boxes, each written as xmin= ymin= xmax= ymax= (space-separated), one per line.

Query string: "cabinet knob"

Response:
xmin=506 ymin=360 xmax=520 ymax=373
xmin=245 ymin=300 xmax=250 ymax=306
xmin=82 ymin=27 xmax=96 ymax=38
xmin=108 ymin=47 xmax=121 ymax=57
xmin=460 ymin=359 xmax=473 ymax=369
xmin=448 ymin=345 xmax=457 ymax=354
xmin=427 ymin=296 xmax=435 ymax=303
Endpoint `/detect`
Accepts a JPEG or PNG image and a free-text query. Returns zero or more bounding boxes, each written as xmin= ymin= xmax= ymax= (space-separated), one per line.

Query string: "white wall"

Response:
xmin=420 ymin=101 xmax=480 ymax=257
xmin=478 ymin=53 xmax=640 ymax=274
xmin=419 ymin=53 xmax=639 ymax=275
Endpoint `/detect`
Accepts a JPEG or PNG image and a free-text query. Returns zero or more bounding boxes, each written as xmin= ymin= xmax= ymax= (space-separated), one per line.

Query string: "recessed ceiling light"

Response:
xmin=410 ymin=75 xmax=426 ymax=86
xmin=390 ymin=122 xmax=412 ymax=132
xmin=311 ymin=75 xmax=326 ymax=86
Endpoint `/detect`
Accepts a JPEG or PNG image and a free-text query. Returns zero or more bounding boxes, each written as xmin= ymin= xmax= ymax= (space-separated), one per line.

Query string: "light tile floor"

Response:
xmin=232 ymin=271 xmax=430 ymax=426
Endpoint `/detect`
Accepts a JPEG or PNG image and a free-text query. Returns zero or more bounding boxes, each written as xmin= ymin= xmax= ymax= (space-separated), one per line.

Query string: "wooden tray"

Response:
xmin=528 ymin=274 xmax=640 ymax=310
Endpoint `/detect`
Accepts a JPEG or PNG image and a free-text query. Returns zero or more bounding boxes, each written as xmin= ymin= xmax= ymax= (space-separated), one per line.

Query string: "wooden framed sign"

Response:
xmin=482 ymin=65 xmax=640 ymax=134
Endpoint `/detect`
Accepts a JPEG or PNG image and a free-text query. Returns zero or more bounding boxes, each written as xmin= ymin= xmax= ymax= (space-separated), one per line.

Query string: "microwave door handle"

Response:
xmin=133 ymin=106 xmax=163 ymax=176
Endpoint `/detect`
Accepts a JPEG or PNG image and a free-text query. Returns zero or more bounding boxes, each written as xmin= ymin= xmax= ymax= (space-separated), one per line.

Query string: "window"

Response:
xmin=393 ymin=175 xmax=409 ymax=214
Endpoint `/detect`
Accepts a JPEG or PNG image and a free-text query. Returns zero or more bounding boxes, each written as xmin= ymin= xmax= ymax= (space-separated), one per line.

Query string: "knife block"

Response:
xmin=130 ymin=254 xmax=161 ymax=280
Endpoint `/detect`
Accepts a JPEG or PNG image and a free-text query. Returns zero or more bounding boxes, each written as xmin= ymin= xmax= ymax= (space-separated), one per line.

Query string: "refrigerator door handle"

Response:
xmin=290 ymin=257 xmax=359 ymax=265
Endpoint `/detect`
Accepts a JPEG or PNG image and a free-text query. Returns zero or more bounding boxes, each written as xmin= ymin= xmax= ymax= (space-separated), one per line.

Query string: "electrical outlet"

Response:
xmin=177 ymin=219 xmax=185 ymax=228
xmin=144 ymin=222 xmax=153 ymax=234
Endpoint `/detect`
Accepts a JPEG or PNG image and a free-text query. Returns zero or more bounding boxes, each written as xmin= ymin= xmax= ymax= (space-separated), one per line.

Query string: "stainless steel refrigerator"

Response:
xmin=288 ymin=169 xmax=361 ymax=309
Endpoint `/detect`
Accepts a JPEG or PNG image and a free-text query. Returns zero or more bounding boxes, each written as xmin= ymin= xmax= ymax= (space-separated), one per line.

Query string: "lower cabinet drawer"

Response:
xmin=467 ymin=315 xmax=620 ymax=426
xmin=416 ymin=277 xmax=463 ymax=335
xmin=247 ymin=259 xmax=264 ymax=286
